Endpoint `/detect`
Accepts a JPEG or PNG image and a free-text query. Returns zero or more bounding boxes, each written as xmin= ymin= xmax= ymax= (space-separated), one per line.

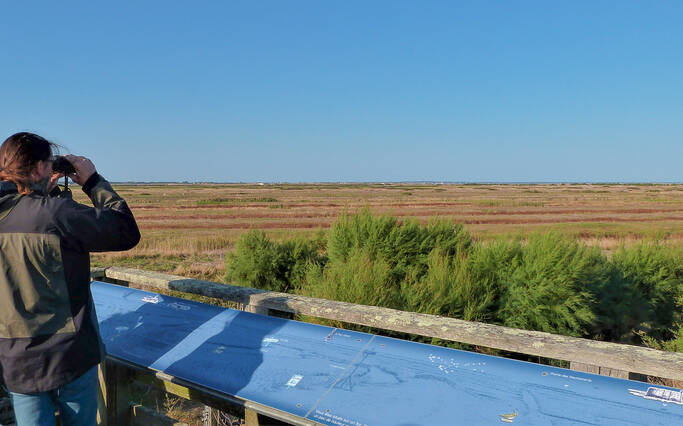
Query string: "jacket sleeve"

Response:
xmin=54 ymin=173 xmax=141 ymax=252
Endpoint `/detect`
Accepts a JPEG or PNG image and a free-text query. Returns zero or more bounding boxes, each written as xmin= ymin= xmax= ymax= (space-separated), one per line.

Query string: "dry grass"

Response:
xmin=85 ymin=183 xmax=683 ymax=281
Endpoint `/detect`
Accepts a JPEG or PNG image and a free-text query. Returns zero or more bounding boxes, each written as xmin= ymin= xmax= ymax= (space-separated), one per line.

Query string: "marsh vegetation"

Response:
xmin=84 ymin=183 xmax=682 ymax=351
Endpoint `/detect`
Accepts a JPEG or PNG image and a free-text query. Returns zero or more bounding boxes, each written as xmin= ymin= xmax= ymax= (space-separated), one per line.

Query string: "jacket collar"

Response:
xmin=0 ymin=181 xmax=22 ymax=220
xmin=0 ymin=180 xmax=18 ymax=197
xmin=0 ymin=181 xmax=48 ymax=196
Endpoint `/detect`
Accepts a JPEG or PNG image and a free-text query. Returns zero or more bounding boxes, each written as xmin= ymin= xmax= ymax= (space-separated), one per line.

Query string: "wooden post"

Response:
xmin=242 ymin=302 xmax=270 ymax=316
xmin=101 ymin=360 xmax=134 ymax=425
xmin=97 ymin=364 xmax=107 ymax=426
xmin=244 ymin=408 xmax=290 ymax=426
xmin=244 ymin=408 xmax=260 ymax=426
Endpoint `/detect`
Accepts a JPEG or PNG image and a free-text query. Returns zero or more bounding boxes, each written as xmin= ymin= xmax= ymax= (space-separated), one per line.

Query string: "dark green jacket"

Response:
xmin=0 ymin=174 xmax=140 ymax=393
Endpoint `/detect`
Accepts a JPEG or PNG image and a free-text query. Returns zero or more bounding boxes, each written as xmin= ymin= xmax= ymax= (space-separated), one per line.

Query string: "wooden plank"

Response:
xmin=243 ymin=303 xmax=270 ymax=316
xmin=97 ymin=364 xmax=107 ymax=426
xmin=571 ymin=361 xmax=600 ymax=375
xmin=245 ymin=408 xmax=289 ymax=426
xmin=130 ymin=404 xmax=187 ymax=426
xmin=99 ymin=266 xmax=683 ymax=381
xmin=570 ymin=361 xmax=630 ymax=379
xmin=244 ymin=408 xmax=260 ymax=426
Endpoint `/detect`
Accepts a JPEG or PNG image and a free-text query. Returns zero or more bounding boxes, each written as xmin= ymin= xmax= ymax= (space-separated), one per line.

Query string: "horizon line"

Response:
xmin=106 ymin=180 xmax=683 ymax=185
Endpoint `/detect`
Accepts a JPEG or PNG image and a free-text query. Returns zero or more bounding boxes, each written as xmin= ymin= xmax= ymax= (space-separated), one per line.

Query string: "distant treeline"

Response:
xmin=225 ymin=210 xmax=682 ymax=352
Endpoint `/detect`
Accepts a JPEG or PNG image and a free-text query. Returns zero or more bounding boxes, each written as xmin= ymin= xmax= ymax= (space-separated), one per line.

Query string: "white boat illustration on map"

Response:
xmin=629 ymin=387 xmax=683 ymax=405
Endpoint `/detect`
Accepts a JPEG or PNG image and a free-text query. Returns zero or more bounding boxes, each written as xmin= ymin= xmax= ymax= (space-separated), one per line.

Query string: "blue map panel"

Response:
xmin=92 ymin=282 xmax=682 ymax=425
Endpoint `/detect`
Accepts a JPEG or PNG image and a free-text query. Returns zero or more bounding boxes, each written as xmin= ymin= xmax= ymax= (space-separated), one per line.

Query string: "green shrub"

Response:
xmin=328 ymin=209 xmax=472 ymax=283
xmin=591 ymin=265 xmax=650 ymax=343
xmin=304 ymin=247 xmax=401 ymax=308
xmin=402 ymin=241 xmax=524 ymax=324
xmin=402 ymin=248 xmax=499 ymax=323
xmin=225 ymin=212 xmax=682 ymax=349
xmin=465 ymin=240 xmax=524 ymax=321
xmin=304 ymin=211 xmax=473 ymax=313
xmin=497 ymin=233 xmax=602 ymax=337
xmin=639 ymin=323 xmax=683 ymax=353
xmin=610 ymin=243 xmax=682 ymax=341
xmin=225 ymin=230 xmax=326 ymax=293
xmin=637 ymin=294 xmax=682 ymax=383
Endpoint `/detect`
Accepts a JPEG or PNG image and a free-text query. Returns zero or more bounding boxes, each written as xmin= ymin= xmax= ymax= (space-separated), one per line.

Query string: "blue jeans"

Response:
xmin=8 ymin=366 xmax=99 ymax=426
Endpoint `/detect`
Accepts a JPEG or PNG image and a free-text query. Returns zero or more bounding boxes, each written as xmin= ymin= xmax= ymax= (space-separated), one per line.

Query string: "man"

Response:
xmin=0 ymin=132 xmax=140 ymax=425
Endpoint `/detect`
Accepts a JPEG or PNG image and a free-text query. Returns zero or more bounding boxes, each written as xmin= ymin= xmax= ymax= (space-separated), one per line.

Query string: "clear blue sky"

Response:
xmin=1 ymin=1 xmax=681 ymax=182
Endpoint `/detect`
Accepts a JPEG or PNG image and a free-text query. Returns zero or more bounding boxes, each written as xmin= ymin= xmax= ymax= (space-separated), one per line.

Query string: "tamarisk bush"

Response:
xmin=314 ymin=210 xmax=473 ymax=308
xmin=609 ymin=242 xmax=682 ymax=342
xmin=225 ymin=211 xmax=681 ymax=349
xmin=496 ymin=233 xmax=602 ymax=337
xmin=225 ymin=230 xmax=325 ymax=293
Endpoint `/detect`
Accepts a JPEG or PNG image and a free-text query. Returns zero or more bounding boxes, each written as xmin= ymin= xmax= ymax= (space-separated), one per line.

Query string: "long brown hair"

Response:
xmin=0 ymin=132 xmax=59 ymax=194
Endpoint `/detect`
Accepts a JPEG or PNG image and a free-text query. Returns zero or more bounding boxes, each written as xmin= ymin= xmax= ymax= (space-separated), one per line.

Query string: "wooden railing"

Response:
xmin=92 ymin=266 xmax=683 ymax=382
xmin=87 ymin=266 xmax=683 ymax=425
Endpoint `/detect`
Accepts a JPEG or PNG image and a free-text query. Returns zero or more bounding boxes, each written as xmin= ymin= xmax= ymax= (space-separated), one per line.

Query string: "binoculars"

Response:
xmin=51 ymin=156 xmax=75 ymax=199
xmin=52 ymin=156 xmax=76 ymax=175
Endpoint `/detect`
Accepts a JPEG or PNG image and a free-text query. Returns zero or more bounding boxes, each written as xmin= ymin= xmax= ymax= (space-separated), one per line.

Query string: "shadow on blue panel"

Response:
xmin=95 ymin=283 xmax=283 ymax=396
xmin=160 ymin=311 xmax=287 ymax=397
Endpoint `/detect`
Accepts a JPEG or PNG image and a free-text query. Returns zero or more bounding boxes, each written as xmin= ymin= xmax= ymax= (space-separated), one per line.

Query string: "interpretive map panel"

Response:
xmin=92 ymin=282 xmax=682 ymax=425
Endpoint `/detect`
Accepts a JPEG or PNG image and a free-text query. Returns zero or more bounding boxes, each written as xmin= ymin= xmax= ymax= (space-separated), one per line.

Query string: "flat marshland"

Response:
xmin=82 ymin=182 xmax=683 ymax=282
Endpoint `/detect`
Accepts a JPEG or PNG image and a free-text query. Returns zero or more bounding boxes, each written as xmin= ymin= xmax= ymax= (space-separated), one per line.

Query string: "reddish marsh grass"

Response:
xmin=80 ymin=183 xmax=682 ymax=281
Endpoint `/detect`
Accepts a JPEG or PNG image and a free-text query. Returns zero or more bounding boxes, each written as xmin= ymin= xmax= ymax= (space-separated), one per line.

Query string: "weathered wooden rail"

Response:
xmin=92 ymin=266 xmax=683 ymax=382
